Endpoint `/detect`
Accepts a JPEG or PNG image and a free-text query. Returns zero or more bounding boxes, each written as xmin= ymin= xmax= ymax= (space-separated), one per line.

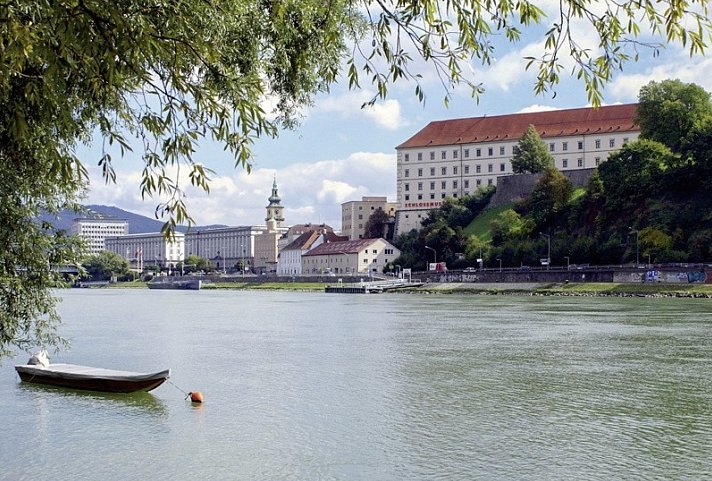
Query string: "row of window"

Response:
xmin=405 ymin=177 xmax=493 ymax=192
xmin=402 ymin=137 xmax=628 ymax=162
xmin=405 ymin=163 xmax=506 ymax=178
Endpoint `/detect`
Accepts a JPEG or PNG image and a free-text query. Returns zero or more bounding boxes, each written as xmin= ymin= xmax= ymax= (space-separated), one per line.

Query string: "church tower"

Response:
xmin=265 ymin=176 xmax=285 ymax=227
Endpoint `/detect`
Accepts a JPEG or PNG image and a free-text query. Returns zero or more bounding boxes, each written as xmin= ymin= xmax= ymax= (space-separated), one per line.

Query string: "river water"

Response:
xmin=1 ymin=289 xmax=711 ymax=480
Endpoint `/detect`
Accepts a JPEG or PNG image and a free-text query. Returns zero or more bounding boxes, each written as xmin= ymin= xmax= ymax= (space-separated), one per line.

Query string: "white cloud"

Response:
xmin=316 ymin=90 xmax=407 ymax=130
xmin=86 ymin=151 xmax=396 ymax=232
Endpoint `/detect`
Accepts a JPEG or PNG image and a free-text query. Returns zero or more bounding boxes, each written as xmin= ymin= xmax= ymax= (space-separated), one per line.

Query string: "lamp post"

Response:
xmin=425 ymin=246 xmax=436 ymax=269
xmin=497 ymin=258 xmax=502 ymax=272
xmin=540 ymin=233 xmax=551 ymax=270
xmin=564 ymin=256 xmax=570 ymax=270
xmin=629 ymin=227 xmax=639 ymax=267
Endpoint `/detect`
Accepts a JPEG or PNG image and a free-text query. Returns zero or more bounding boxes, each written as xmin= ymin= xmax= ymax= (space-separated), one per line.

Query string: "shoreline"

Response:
xmin=101 ymin=280 xmax=712 ymax=298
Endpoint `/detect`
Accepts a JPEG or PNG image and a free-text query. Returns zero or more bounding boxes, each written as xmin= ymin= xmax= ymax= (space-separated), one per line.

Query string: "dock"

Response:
xmin=325 ymin=279 xmax=422 ymax=294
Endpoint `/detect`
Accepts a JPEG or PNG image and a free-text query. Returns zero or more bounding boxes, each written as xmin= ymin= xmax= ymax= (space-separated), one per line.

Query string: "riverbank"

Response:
xmin=102 ymin=279 xmax=712 ymax=297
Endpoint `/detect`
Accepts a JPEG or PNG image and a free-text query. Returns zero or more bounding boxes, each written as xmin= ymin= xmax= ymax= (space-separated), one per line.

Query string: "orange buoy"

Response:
xmin=189 ymin=391 xmax=204 ymax=403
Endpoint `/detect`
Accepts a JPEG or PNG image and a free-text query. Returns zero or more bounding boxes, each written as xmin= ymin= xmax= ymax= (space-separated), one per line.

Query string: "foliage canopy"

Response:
xmin=3 ymin=0 xmax=712 ymax=355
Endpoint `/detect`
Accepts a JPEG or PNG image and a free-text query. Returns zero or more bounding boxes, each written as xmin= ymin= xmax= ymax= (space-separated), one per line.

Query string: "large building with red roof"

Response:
xmin=394 ymin=104 xmax=640 ymax=235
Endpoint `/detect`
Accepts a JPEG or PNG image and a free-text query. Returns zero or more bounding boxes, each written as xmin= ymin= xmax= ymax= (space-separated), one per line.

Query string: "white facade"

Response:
xmin=302 ymin=238 xmax=401 ymax=276
xmin=72 ymin=218 xmax=129 ymax=254
xmin=105 ymin=232 xmax=184 ymax=269
xmin=394 ymin=104 xmax=640 ymax=236
xmin=277 ymin=231 xmax=330 ymax=276
xmin=184 ymin=225 xmax=271 ymax=272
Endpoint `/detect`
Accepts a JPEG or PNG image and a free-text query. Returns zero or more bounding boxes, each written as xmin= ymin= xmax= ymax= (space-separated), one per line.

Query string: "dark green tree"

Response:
xmin=82 ymin=251 xmax=130 ymax=281
xmin=525 ymin=166 xmax=573 ymax=230
xmin=511 ymin=125 xmax=554 ymax=174
xmin=636 ymin=80 xmax=712 ymax=154
xmin=363 ymin=208 xmax=391 ymax=239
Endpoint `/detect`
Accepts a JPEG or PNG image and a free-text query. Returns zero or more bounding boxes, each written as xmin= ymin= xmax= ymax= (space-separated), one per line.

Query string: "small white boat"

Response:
xmin=15 ymin=351 xmax=170 ymax=393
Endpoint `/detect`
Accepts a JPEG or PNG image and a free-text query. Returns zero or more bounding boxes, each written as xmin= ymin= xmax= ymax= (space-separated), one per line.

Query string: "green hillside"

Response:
xmin=463 ymin=203 xmax=512 ymax=241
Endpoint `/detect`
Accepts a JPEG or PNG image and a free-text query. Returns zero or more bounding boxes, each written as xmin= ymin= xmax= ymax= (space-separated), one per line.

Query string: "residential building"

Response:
xmin=341 ymin=196 xmax=396 ymax=240
xmin=277 ymin=230 xmax=346 ymax=276
xmin=105 ymin=232 xmax=184 ymax=271
xmin=301 ymin=238 xmax=401 ymax=276
xmin=184 ymin=225 xmax=267 ymax=272
xmin=72 ymin=217 xmax=129 ymax=254
xmin=394 ymin=103 xmax=640 ymax=235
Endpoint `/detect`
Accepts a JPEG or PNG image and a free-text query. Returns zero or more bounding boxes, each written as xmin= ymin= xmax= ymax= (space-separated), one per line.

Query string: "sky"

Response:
xmin=81 ymin=6 xmax=712 ymax=232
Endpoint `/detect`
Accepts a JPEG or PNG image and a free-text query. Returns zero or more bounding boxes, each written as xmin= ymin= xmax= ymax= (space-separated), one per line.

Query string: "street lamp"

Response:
xmin=540 ymin=233 xmax=551 ymax=270
xmin=629 ymin=227 xmax=639 ymax=267
xmin=497 ymin=258 xmax=502 ymax=272
xmin=564 ymin=256 xmax=570 ymax=270
xmin=425 ymin=246 xmax=436 ymax=268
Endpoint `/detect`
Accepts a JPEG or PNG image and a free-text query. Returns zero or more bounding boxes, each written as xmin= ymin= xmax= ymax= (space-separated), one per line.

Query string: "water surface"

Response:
xmin=1 ymin=290 xmax=711 ymax=480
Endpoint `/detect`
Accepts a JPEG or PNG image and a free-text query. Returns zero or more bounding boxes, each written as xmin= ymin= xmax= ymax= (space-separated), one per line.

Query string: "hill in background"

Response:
xmin=40 ymin=205 xmax=227 ymax=234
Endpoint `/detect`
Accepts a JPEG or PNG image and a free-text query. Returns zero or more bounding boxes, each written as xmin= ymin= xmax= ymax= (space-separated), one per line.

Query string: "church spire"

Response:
xmin=265 ymin=175 xmax=285 ymax=227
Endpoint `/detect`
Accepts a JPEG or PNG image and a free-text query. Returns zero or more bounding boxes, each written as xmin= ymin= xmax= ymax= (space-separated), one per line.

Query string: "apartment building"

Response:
xmin=72 ymin=217 xmax=129 ymax=254
xmin=341 ymin=196 xmax=396 ymax=240
xmin=105 ymin=232 xmax=184 ymax=270
xmin=394 ymin=104 xmax=640 ymax=236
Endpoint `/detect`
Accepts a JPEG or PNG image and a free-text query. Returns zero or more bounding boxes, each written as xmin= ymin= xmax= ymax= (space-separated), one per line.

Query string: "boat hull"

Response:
xmin=15 ymin=364 xmax=170 ymax=393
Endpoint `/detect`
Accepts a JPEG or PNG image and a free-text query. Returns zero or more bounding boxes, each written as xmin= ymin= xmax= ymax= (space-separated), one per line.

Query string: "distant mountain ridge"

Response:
xmin=41 ymin=205 xmax=227 ymax=234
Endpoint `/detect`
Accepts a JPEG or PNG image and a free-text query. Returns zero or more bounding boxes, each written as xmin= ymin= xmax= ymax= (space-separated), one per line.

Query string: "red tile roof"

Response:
xmin=396 ymin=104 xmax=639 ymax=149
xmin=303 ymin=238 xmax=380 ymax=256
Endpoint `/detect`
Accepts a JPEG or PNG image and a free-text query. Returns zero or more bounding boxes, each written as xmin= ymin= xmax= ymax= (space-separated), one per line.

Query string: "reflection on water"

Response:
xmin=2 ymin=290 xmax=712 ymax=480
xmin=18 ymin=382 xmax=169 ymax=417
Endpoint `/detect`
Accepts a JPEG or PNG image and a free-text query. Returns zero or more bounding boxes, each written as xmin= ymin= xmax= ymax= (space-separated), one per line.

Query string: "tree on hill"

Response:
xmin=363 ymin=208 xmax=391 ymax=239
xmin=524 ymin=166 xmax=573 ymax=230
xmin=637 ymin=80 xmax=712 ymax=155
xmin=511 ymin=125 xmax=554 ymax=174
xmin=3 ymin=1 xmax=712 ymax=356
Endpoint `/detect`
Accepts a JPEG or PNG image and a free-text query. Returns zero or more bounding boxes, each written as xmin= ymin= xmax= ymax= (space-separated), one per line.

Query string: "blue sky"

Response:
xmin=83 ymin=12 xmax=712 ymax=231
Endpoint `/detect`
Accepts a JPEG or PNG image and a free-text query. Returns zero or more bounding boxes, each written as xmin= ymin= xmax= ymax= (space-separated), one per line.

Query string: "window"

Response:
xmin=441 ymin=181 xmax=446 ymax=189
xmin=595 ymin=157 xmax=601 ymax=166
xmin=430 ymin=167 xmax=435 ymax=176
xmin=499 ymin=146 xmax=505 ymax=155
xmin=430 ymin=182 xmax=435 ymax=190
xmin=464 ymin=148 xmax=470 ymax=158
xmin=476 ymin=179 xmax=481 ymax=186
xmin=358 ymin=214 xmax=363 ymax=220
xmin=441 ymin=193 xmax=446 ymax=199
xmin=623 ymin=137 xmax=629 ymax=145
xmin=488 ymin=178 xmax=493 ymax=185
xmin=464 ymin=165 xmax=470 ymax=174
xmin=404 ymin=183 xmax=409 ymax=191
xmin=577 ymin=158 xmax=583 ymax=167
xmin=562 ymin=159 xmax=568 ymax=168
xmin=562 ymin=142 xmax=568 ymax=151
xmin=453 ymin=166 xmax=458 ymax=175
xmin=609 ymin=138 xmax=615 ymax=148
xmin=417 ymin=194 xmax=423 ymax=200
xmin=441 ymin=167 xmax=447 ymax=175
xmin=453 ymin=150 xmax=458 ymax=159
xmin=453 ymin=180 xmax=458 ymax=189
xmin=488 ymin=164 xmax=493 ymax=173
xmin=549 ymin=143 xmax=555 ymax=152
xmin=418 ymin=168 xmax=423 ymax=177
xmin=430 ymin=193 xmax=435 ymax=199
xmin=363 ymin=259 xmax=368 ymax=264
xmin=417 ymin=182 xmax=423 ymax=191
xmin=476 ymin=148 xmax=481 ymax=157
xmin=500 ymin=163 xmax=505 ymax=172
xmin=488 ymin=147 xmax=493 ymax=156
xmin=404 ymin=153 xmax=410 ymax=161
xmin=417 ymin=152 xmax=422 ymax=161
xmin=404 ymin=169 xmax=409 ymax=177
xmin=578 ymin=141 xmax=583 ymax=150
xmin=404 ymin=194 xmax=410 ymax=200
xmin=464 ymin=180 xmax=469 ymax=188
xmin=595 ymin=139 xmax=601 ymax=149
xmin=476 ymin=165 xmax=481 ymax=173
xmin=430 ymin=151 xmax=435 ymax=160
xmin=441 ymin=151 xmax=446 ymax=159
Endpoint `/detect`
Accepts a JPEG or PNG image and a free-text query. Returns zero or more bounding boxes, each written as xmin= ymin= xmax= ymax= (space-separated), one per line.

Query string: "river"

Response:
xmin=1 ymin=289 xmax=711 ymax=480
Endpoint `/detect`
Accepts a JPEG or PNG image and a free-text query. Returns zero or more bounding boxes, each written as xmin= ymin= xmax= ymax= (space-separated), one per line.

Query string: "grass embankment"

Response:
xmin=202 ymin=282 xmax=326 ymax=292
xmin=463 ymin=203 xmax=512 ymax=240
xmin=411 ymin=282 xmax=712 ymax=297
